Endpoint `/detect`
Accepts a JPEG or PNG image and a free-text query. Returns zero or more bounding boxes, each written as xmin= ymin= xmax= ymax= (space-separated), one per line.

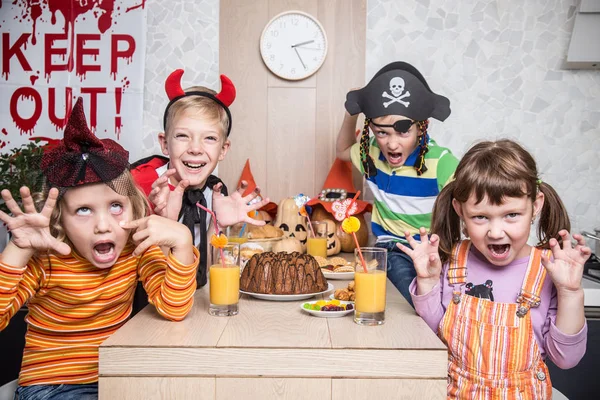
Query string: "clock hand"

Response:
xmin=291 ymin=40 xmax=314 ymax=48
xmin=293 ymin=47 xmax=307 ymax=70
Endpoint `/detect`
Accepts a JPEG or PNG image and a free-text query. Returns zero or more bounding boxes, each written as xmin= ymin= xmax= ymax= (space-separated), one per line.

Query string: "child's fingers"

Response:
xmin=236 ymin=180 xmax=248 ymax=195
xmin=131 ymin=228 xmax=149 ymax=244
xmin=153 ymin=201 xmax=167 ymax=216
xmin=51 ymin=240 xmax=72 ymax=256
xmin=428 ymin=253 xmax=440 ymax=266
xmin=396 ymin=241 xmax=412 ymax=256
xmin=540 ymin=252 xmax=553 ymax=273
xmin=173 ymin=179 xmax=189 ymax=195
xmin=120 ymin=216 xmax=149 ymax=230
xmin=558 ymin=230 xmax=572 ymax=249
xmin=20 ymin=187 xmax=37 ymax=214
xmin=39 ymin=188 xmax=59 ymax=219
xmin=212 ymin=182 xmax=224 ymax=194
xmin=404 ymin=230 xmax=419 ymax=248
xmin=429 ymin=234 xmax=440 ymax=248
xmin=246 ymin=195 xmax=270 ymax=211
xmin=152 ymin=169 xmax=176 ymax=189
xmin=1 ymin=189 xmax=23 ymax=216
xmin=244 ymin=217 xmax=266 ymax=226
xmin=0 ymin=208 xmax=11 ymax=225
xmin=132 ymin=238 xmax=154 ymax=256
xmin=242 ymin=186 xmax=262 ymax=204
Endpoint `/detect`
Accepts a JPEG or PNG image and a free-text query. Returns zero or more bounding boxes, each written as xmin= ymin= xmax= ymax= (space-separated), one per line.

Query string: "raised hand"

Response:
xmin=396 ymin=227 xmax=442 ymax=295
xmin=210 ymin=180 xmax=270 ymax=228
xmin=0 ymin=187 xmax=70 ymax=256
xmin=120 ymin=215 xmax=194 ymax=263
xmin=542 ymin=230 xmax=591 ymax=294
xmin=149 ymin=168 xmax=188 ymax=220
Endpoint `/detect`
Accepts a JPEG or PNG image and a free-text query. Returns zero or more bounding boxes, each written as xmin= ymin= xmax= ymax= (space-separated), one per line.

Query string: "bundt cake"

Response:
xmin=240 ymin=251 xmax=328 ymax=294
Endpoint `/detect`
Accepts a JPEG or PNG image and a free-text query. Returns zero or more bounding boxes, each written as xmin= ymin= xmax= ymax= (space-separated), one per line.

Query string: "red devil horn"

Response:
xmin=215 ymin=74 xmax=236 ymax=107
xmin=165 ymin=69 xmax=186 ymax=100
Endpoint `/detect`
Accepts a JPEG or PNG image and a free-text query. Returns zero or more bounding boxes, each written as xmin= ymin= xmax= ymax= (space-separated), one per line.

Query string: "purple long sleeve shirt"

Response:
xmin=410 ymin=246 xmax=587 ymax=369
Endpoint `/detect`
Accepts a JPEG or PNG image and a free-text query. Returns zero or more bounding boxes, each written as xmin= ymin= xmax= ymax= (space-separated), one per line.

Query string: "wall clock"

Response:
xmin=259 ymin=11 xmax=328 ymax=80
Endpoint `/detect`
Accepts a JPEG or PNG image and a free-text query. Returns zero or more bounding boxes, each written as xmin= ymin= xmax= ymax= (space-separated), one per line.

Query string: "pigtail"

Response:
xmin=359 ymin=118 xmax=377 ymax=177
xmin=414 ymin=120 xmax=430 ymax=176
xmin=431 ymin=181 xmax=461 ymax=265
xmin=536 ymin=181 xmax=571 ymax=249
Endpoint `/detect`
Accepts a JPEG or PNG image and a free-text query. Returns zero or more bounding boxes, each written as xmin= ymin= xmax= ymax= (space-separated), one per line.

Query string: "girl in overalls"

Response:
xmin=398 ymin=139 xmax=589 ymax=399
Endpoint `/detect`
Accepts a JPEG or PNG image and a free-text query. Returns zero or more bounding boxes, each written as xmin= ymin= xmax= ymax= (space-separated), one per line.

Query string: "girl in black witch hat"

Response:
xmin=336 ymin=61 xmax=459 ymax=306
xmin=0 ymin=98 xmax=198 ymax=399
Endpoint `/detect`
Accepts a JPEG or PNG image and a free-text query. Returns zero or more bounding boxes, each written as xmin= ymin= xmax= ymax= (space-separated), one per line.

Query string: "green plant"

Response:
xmin=0 ymin=140 xmax=46 ymax=214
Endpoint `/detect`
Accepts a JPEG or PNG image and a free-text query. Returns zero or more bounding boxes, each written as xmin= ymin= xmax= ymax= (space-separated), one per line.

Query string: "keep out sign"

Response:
xmin=0 ymin=0 xmax=146 ymax=155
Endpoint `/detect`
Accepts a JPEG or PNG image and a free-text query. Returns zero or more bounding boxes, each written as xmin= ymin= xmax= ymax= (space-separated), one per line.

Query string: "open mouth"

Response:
xmin=93 ymin=242 xmax=116 ymax=264
xmin=387 ymin=152 xmax=403 ymax=165
xmin=488 ymin=244 xmax=510 ymax=259
xmin=182 ymin=161 xmax=207 ymax=170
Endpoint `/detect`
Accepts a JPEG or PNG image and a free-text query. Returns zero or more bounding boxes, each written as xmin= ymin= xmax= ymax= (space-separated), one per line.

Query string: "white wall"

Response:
xmin=141 ymin=0 xmax=600 ymax=238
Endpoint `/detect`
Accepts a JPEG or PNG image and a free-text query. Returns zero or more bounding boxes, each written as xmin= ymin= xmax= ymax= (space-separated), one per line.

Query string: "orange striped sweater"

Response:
xmin=0 ymin=244 xmax=198 ymax=386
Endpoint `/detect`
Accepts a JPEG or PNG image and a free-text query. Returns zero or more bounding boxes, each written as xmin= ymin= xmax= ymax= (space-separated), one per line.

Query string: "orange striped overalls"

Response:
xmin=438 ymin=240 xmax=552 ymax=399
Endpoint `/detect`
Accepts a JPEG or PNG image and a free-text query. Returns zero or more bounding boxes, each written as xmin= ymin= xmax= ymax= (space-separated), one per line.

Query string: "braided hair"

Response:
xmin=414 ymin=120 xmax=430 ymax=176
xmin=359 ymin=118 xmax=377 ymax=177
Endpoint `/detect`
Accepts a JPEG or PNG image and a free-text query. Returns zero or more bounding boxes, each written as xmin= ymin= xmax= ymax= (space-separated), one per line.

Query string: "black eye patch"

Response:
xmin=371 ymin=119 xmax=415 ymax=133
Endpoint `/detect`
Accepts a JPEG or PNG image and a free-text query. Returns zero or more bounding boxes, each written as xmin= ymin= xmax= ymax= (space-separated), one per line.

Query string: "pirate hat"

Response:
xmin=306 ymin=158 xmax=372 ymax=215
xmin=237 ymin=159 xmax=278 ymax=218
xmin=345 ymin=61 xmax=450 ymax=122
xmin=41 ymin=97 xmax=130 ymax=189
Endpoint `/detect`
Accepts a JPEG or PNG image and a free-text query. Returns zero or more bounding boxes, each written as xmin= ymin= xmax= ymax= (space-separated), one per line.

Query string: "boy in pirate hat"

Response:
xmin=336 ymin=61 xmax=459 ymax=306
xmin=131 ymin=70 xmax=270 ymax=301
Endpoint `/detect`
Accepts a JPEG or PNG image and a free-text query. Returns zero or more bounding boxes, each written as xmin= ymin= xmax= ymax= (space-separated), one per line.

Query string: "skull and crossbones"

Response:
xmin=382 ymin=77 xmax=410 ymax=108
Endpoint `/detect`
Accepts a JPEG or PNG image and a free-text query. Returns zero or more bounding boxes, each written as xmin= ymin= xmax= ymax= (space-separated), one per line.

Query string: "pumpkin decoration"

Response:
xmin=311 ymin=204 xmax=368 ymax=253
xmin=272 ymin=237 xmax=303 ymax=254
xmin=274 ymin=197 xmax=308 ymax=252
xmin=322 ymin=219 xmax=341 ymax=256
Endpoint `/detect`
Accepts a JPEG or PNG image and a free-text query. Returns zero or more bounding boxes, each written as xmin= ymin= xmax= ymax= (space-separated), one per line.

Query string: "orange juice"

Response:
xmin=355 ymin=270 xmax=386 ymax=313
xmin=228 ymin=237 xmax=248 ymax=244
xmin=307 ymin=237 xmax=327 ymax=258
xmin=209 ymin=265 xmax=240 ymax=305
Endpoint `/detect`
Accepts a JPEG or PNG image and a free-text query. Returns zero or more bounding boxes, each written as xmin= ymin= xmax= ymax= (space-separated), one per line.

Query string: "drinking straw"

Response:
xmin=239 ymin=210 xmax=258 ymax=238
xmin=196 ymin=202 xmax=226 ymax=267
xmin=346 ymin=191 xmax=367 ymax=273
xmin=300 ymin=205 xmax=315 ymax=237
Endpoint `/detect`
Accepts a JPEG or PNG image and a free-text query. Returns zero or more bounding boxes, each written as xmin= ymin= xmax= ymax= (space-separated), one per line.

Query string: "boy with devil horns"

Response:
xmin=131 ymin=70 xmax=269 ymax=300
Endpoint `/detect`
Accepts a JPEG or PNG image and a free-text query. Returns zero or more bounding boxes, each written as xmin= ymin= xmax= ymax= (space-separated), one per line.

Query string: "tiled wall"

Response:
xmin=142 ymin=0 xmax=600 ymax=238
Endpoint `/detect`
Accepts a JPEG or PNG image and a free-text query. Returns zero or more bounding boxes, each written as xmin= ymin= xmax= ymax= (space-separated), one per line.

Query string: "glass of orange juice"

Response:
xmin=307 ymin=221 xmax=328 ymax=258
xmin=353 ymin=247 xmax=387 ymax=325
xmin=227 ymin=223 xmax=248 ymax=245
xmin=209 ymin=243 xmax=240 ymax=316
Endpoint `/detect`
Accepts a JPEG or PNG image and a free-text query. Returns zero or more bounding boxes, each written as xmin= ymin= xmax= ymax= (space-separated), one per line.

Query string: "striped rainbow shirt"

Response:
xmin=351 ymin=138 xmax=458 ymax=243
xmin=0 ymin=245 xmax=198 ymax=386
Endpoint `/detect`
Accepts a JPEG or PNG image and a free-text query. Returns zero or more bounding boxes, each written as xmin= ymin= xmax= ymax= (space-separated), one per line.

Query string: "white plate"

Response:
xmin=329 ymin=293 xmax=354 ymax=303
xmin=322 ymin=270 xmax=354 ymax=280
xmin=300 ymin=300 xmax=353 ymax=318
xmin=240 ymin=282 xmax=334 ymax=301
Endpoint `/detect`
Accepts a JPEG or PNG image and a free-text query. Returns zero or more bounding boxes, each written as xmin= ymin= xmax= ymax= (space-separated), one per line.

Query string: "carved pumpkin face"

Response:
xmin=274 ymin=198 xmax=308 ymax=252
xmin=323 ymin=219 xmax=341 ymax=256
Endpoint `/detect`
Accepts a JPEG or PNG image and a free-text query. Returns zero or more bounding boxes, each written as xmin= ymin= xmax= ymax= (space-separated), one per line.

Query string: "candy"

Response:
xmin=341 ymin=216 xmax=360 ymax=233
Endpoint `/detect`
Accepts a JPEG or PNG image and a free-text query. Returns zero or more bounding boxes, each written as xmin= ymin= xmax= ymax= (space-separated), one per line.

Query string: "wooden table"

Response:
xmin=99 ymin=279 xmax=447 ymax=399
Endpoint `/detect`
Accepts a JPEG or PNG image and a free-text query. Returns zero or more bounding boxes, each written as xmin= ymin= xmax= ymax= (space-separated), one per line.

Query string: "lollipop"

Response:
xmin=331 ymin=192 xmax=367 ymax=272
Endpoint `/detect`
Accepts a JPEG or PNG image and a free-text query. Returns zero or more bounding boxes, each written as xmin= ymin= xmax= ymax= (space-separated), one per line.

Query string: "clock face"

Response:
xmin=260 ymin=11 xmax=328 ymax=80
